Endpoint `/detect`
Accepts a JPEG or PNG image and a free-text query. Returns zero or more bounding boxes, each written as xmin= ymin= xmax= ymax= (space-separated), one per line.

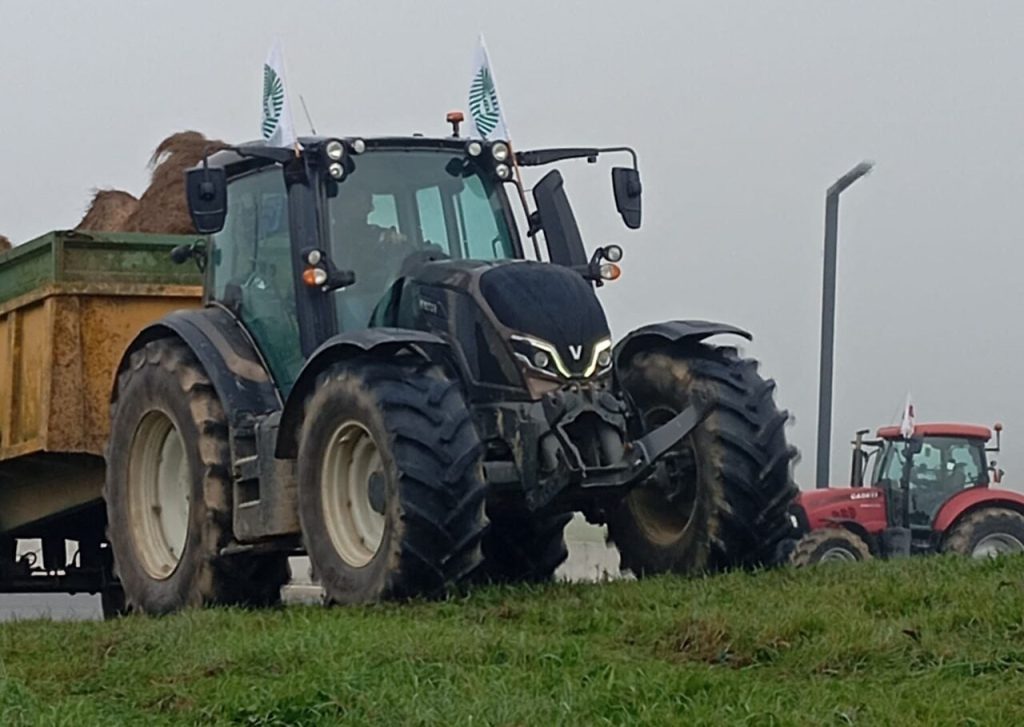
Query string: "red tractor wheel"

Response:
xmin=942 ymin=508 xmax=1024 ymax=559
xmin=789 ymin=528 xmax=872 ymax=567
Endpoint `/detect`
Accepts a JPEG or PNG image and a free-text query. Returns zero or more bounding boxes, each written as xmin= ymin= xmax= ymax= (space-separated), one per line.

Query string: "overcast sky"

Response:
xmin=2 ymin=1 xmax=1023 ymax=487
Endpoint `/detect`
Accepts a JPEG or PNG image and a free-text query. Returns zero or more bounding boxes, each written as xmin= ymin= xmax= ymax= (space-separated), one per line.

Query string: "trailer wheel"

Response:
xmin=943 ymin=508 xmax=1024 ymax=558
xmin=789 ymin=528 xmax=872 ymax=566
xmin=607 ymin=344 xmax=797 ymax=575
xmin=478 ymin=510 xmax=572 ymax=584
xmin=297 ymin=357 xmax=487 ymax=604
xmin=105 ymin=338 xmax=289 ymax=614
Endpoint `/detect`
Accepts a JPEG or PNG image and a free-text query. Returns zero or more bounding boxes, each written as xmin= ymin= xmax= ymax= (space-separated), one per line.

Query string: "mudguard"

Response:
xmin=613 ymin=320 xmax=751 ymax=368
xmin=115 ymin=306 xmax=280 ymax=420
xmin=275 ymin=327 xmax=449 ymax=457
xmin=932 ymin=488 xmax=1024 ymax=534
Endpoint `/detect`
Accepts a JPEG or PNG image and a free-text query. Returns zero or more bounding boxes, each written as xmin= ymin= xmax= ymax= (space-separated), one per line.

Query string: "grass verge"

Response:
xmin=2 ymin=556 xmax=1024 ymax=725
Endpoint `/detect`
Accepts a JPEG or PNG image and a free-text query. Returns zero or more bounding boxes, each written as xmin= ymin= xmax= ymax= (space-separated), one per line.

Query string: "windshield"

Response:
xmin=871 ymin=436 xmax=988 ymax=522
xmin=327 ymin=149 xmax=518 ymax=330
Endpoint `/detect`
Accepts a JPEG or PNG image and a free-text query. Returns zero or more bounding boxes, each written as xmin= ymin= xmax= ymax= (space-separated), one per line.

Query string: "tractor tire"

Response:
xmin=607 ymin=344 xmax=797 ymax=576
xmin=789 ymin=528 xmax=872 ymax=566
xmin=942 ymin=508 xmax=1024 ymax=558
xmin=478 ymin=510 xmax=573 ymax=584
xmin=296 ymin=357 xmax=487 ymax=604
xmin=105 ymin=338 xmax=289 ymax=614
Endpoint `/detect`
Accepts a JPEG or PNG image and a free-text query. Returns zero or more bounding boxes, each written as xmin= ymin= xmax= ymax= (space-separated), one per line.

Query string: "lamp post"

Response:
xmin=815 ymin=161 xmax=874 ymax=489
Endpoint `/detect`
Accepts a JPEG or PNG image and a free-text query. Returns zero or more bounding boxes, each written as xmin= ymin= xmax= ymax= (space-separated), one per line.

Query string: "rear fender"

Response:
xmin=613 ymin=320 xmax=751 ymax=369
xmin=275 ymin=328 xmax=449 ymax=458
xmin=933 ymin=488 xmax=1024 ymax=534
xmin=115 ymin=306 xmax=280 ymax=421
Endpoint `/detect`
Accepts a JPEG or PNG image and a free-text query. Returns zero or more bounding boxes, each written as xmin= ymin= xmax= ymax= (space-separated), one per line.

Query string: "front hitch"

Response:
xmin=627 ymin=405 xmax=705 ymax=470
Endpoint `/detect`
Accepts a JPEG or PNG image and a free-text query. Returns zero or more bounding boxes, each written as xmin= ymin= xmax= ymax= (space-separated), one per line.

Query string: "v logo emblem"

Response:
xmin=568 ymin=345 xmax=583 ymax=361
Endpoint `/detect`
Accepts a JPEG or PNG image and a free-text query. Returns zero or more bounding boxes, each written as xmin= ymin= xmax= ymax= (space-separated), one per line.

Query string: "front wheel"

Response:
xmin=789 ymin=528 xmax=872 ymax=566
xmin=943 ymin=508 xmax=1024 ymax=559
xmin=607 ymin=344 xmax=798 ymax=576
xmin=297 ymin=358 xmax=487 ymax=604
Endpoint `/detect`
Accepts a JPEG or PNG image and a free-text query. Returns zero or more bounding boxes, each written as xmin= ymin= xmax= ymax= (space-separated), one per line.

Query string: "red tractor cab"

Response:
xmin=788 ymin=422 xmax=1024 ymax=565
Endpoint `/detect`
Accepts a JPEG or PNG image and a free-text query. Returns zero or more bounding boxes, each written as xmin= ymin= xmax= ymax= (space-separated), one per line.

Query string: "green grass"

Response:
xmin=3 ymin=557 xmax=1024 ymax=725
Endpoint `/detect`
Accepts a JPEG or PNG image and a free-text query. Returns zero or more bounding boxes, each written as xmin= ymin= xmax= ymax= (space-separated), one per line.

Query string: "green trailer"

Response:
xmin=0 ymin=230 xmax=201 ymax=607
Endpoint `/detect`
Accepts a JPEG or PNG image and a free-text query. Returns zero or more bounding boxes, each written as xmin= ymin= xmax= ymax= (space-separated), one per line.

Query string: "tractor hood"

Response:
xmin=793 ymin=487 xmax=889 ymax=534
xmin=477 ymin=261 xmax=611 ymax=377
xmin=387 ymin=259 xmax=613 ymax=395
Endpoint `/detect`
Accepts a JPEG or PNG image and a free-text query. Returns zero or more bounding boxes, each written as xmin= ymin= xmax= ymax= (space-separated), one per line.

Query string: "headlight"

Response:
xmin=328 ymin=163 xmax=345 ymax=180
xmin=510 ymin=335 xmax=614 ymax=379
xmin=495 ymin=163 xmax=511 ymax=180
xmin=603 ymin=244 xmax=623 ymax=263
xmin=491 ymin=141 xmax=511 ymax=162
xmin=582 ymin=339 xmax=614 ymax=378
xmin=324 ymin=139 xmax=345 ymax=161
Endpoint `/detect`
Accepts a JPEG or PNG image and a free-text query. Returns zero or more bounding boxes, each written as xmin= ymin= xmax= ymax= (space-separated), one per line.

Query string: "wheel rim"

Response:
xmin=128 ymin=411 xmax=190 ymax=580
xmin=627 ymin=406 xmax=699 ymax=546
xmin=819 ymin=546 xmax=858 ymax=563
xmin=972 ymin=533 xmax=1024 ymax=559
xmin=321 ymin=421 xmax=387 ymax=568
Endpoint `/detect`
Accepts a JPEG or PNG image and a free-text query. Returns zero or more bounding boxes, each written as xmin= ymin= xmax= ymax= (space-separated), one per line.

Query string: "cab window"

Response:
xmin=211 ymin=169 xmax=302 ymax=390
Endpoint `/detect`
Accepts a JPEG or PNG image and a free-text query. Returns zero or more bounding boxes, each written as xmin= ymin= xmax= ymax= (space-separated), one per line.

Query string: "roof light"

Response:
xmin=491 ymin=141 xmax=511 ymax=162
xmin=466 ymin=140 xmax=483 ymax=157
xmin=324 ymin=139 xmax=345 ymax=161
xmin=351 ymin=138 xmax=366 ymax=154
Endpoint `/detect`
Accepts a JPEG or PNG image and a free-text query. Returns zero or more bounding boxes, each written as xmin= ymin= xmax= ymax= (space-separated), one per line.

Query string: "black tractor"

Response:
xmin=104 ymin=124 xmax=797 ymax=611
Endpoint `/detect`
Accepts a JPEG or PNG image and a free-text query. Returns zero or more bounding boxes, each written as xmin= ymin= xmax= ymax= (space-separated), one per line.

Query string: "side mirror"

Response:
xmin=532 ymin=170 xmax=588 ymax=267
xmin=186 ymin=166 xmax=228 ymax=234
xmin=612 ymin=167 xmax=642 ymax=230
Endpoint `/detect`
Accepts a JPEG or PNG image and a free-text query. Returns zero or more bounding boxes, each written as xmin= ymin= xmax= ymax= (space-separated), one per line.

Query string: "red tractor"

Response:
xmin=788 ymin=422 xmax=1024 ymax=565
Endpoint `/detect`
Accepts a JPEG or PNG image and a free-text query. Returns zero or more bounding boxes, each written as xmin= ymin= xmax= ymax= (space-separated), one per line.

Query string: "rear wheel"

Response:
xmin=607 ymin=344 xmax=797 ymax=575
xmin=943 ymin=508 xmax=1024 ymax=558
xmin=105 ymin=339 xmax=289 ymax=614
xmin=789 ymin=528 xmax=872 ymax=566
xmin=297 ymin=358 xmax=487 ymax=604
xmin=478 ymin=510 xmax=572 ymax=584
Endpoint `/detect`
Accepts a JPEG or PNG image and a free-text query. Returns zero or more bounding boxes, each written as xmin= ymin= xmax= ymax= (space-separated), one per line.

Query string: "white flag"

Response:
xmin=899 ymin=394 xmax=916 ymax=439
xmin=467 ymin=34 xmax=511 ymax=141
xmin=261 ymin=39 xmax=296 ymax=147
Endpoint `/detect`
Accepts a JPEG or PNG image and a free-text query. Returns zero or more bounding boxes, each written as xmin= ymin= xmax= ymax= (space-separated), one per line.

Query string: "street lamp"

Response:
xmin=815 ymin=161 xmax=874 ymax=489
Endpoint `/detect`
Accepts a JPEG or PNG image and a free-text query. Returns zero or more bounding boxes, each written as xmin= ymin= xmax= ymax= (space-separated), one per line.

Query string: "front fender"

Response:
xmin=275 ymin=328 xmax=449 ymax=457
xmin=933 ymin=488 xmax=1024 ymax=534
xmin=613 ymin=320 xmax=751 ymax=369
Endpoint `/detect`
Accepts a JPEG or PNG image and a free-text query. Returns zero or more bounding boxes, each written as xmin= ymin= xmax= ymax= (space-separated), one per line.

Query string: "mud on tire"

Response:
xmin=607 ymin=343 xmax=798 ymax=575
xmin=942 ymin=507 xmax=1024 ymax=558
xmin=105 ymin=338 xmax=289 ymax=614
xmin=297 ymin=357 xmax=487 ymax=604
xmin=789 ymin=527 xmax=872 ymax=566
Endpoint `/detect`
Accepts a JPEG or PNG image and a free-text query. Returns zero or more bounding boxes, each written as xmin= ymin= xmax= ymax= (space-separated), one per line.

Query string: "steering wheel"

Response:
xmin=398 ymin=243 xmax=450 ymax=277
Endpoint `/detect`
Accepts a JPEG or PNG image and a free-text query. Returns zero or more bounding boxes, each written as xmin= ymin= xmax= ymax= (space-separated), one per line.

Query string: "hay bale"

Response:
xmin=0 ymin=234 xmax=10 ymax=252
xmin=123 ymin=131 xmax=228 ymax=234
xmin=75 ymin=189 xmax=140 ymax=232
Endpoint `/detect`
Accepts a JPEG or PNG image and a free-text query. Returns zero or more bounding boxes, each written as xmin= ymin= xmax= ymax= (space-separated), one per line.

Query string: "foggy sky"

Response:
xmin=2 ymin=1 xmax=1022 ymax=487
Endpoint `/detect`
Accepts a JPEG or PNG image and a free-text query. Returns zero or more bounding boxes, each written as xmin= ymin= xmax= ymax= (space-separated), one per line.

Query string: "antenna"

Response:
xmin=299 ymin=94 xmax=317 ymax=135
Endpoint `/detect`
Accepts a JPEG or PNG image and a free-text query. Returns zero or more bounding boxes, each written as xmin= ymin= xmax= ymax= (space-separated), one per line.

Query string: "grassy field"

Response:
xmin=1 ymin=556 xmax=1024 ymax=725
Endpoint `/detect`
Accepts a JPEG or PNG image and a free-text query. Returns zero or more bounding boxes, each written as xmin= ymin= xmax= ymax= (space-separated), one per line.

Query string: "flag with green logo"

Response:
xmin=261 ymin=39 xmax=296 ymax=147
xmin=467 ymin=34 xmax=510 ymax=141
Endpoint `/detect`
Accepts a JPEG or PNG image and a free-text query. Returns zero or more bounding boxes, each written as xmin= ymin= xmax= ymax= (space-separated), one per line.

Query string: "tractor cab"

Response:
xmin=868 ymin=424 xmax=997 ymax=531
